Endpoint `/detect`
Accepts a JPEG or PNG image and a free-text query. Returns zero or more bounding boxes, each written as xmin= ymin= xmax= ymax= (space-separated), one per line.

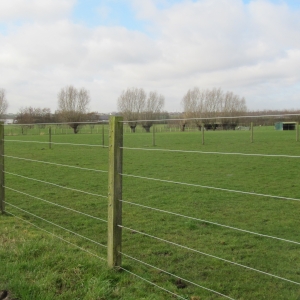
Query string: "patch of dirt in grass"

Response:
xmin=0 ymin=290 xmax=19 ymax=300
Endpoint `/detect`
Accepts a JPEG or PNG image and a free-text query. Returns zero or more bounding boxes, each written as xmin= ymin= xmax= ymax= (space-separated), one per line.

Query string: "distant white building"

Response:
xmin=0 ymin=118 xmax=14 ymax=124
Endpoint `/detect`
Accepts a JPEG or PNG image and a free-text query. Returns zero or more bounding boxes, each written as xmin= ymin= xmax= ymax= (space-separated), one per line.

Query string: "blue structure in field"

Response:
xmin=274 ymin=122 xmax=296 ymax=130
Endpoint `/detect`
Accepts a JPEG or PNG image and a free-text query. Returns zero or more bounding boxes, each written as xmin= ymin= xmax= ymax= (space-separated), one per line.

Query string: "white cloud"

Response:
xmin=1 ymin=0 xmax=300 ymax=113
xmin=0 ymin=0 xmax=75 ymax=22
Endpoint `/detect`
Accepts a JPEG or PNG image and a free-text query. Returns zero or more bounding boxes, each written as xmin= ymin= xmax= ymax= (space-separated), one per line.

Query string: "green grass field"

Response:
xmin=1 ymin=123 xmax=300 ymax=299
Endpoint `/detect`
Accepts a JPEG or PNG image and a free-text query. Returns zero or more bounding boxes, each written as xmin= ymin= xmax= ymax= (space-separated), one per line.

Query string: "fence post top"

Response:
xmin=109 ymin=116 xmax=123 ymax=120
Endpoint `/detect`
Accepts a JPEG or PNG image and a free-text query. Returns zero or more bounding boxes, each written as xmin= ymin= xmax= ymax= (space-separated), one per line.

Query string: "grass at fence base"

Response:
xmin=0 ymin=215 xmax=175 ymax=300
xmin=1 ymin=125 xmax=300 ymax=299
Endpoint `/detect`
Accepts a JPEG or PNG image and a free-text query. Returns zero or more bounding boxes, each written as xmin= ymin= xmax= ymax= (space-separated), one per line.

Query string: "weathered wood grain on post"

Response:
xmin=108 ymin=116 xmax=123 ymax=269
xmin=0 ymin=122 xmax=5 ymax=214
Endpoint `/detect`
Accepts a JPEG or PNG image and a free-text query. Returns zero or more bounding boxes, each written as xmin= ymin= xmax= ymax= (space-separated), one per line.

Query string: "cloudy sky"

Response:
xmin=1 ymin=0 xmax=300 ymax=114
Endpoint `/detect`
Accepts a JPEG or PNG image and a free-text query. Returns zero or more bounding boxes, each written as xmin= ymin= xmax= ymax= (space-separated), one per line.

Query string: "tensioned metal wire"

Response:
xmin=118 ymin=121 xmax=300 ymax=295
xmin=121 ymin=146 xmax=300 ymax=159
xmin=6 ymin=113 xmax=296 ymax=125
xmin=5 ymin=202 xmax=107 ymax=249
xmin=119 ymin=113 xmax=300 ymax=123
xmin=120 ymin=199 xmax=300 ymax=245
xmin=5 ymin=171 xmax=107 ymax=198
xmin=5 ymin=210 xmax=107 ymax=262
xmin=4 ymin=119 xmax=300 ymax=299
xmin=4 ymin=121 xmax=107 ymax=126
xmin=5 ymin=186 xmax=107 ymax=223
xmin=120 ymin=251 xmax=235 ymax=300
xmin=3 ymin=135 xmax=110 ymax=284
xmin=3 ymin=133 xmax=198 ymax=299
xmin=5 ymin=139 xmax=108 ymax=148
xmin=119 ymin=267 xmax=188 ymax=300
xmin=4 ymin=155 xmax=108 ymax=173
xmin=121 ymin=172 xmax=300 ymax=202
xmin=3 ymin=154 xmax=235 ymax=300
xmin=2 ymin=137 xmax=236 ymax=299
xmin=119 ymin=225 xmax=300 ymax=286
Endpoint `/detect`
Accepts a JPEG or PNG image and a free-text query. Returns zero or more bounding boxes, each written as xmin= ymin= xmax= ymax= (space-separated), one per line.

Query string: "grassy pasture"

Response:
xmin=1 ymin=124 xmax=300 ymax=299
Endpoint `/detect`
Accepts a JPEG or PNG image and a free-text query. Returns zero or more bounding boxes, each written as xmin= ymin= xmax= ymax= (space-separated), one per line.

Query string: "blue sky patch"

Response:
xmin=0 ymin=24 xmax=7 ymax=35
xmin=72 ymin=0 xmax=148 ymax=31
xmin=243 ymin=0 xmax=300 ymax=8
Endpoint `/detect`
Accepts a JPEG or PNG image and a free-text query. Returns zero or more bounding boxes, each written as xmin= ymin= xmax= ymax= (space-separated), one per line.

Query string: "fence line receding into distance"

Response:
xmin=1 ymin=115 xmax=300 ymax=299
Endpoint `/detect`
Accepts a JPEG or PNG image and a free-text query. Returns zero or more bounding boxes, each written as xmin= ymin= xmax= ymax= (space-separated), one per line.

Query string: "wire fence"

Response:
xmin=4 ymin=122 xmax=108 ymax=136
xmin=1 ymin=115 xmax=300 ymax=299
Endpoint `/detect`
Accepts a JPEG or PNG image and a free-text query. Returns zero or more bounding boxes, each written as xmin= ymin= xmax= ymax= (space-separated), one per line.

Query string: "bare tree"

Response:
xmin=0 ymin=89 xmax=8 ymax=117
xmin=57 ymin=85 xmax=91 ymax=133
xmin=117 ymin=87 xmax=146 ymax=133
xmin=118 ymin=88 xmax=165 ymax=132
xmin=202 ymin=88 xmax=223 ymax=129
xmin=182 ymin=87 xmax=247 ymax=130
xmin=220 ymin=91 xmax=247 ymax=129
xmin=181 ymin=87 xmax=205 ymax=130
xmin=140 ymin=91 xmax=165 ymax=132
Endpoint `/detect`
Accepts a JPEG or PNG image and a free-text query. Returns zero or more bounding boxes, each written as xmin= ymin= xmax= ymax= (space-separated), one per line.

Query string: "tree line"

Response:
xmin=180 ymin=87 xmax=247 ymax=131
xmin=117 ymin=87 xmax=247 ymax=132
xmin=1 ymin=85 xmax=300 ymax=133
xmin=1 ymin=86 xmax=98 ymax=134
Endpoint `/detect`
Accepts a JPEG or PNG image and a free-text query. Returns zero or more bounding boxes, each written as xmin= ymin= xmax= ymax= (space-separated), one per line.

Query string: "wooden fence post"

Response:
xmin=102 ymin=123 xmax=105 ymax=148
xmin=0 ymin=122 xmax=5 ymax=214
xmin=108 ymin=116 xmax=123 ymax=269
xmin=152 ymin=124 xmax=156 ymax=146
xmin=49 ymin=127 xmax=52 ymax=149
xmin=251 ymin=122 xmax=254 ymax=143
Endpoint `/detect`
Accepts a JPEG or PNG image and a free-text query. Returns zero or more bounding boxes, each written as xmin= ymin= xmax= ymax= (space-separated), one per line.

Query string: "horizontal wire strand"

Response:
xmin=4 ymin=121 xmax=107 ymax=126
xmin=4 ymin=139 xmax=108 ymax=148
xmin=5 ymin=202 xmax=107 ymax=249
xmin=4 ymin=114 xmax=298 ymax=125
xmin=5 ymin=171 xmax=107 ymax=198
xmin=121 ymin=147 xmax=300 ymax=159
xmin=5 ymin=186 xmax=107 ymax=223
xmin=3 ymin=155 xmax=108 ymax=173
xmin=5 ymin=210 xmax=106 ymax=262
xmin=120 ymin=200 xmax=300 ymax=246
xmin=120 ymin=113 xmax=300 ymax=123
xmin=120 ymin=225 xmax=300 ymax=286
xmin=121 ymin=173 xmax=300 ymax=203
xmin=119 ymin=267 xmax=186 ymax=300
xmin=121 ymin=252 xmax=235 ymax=300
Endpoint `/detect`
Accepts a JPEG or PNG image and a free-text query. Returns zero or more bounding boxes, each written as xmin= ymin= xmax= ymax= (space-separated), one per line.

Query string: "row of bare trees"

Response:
xmin=181 ymin=87 xmax=247 ymax=130
xmin=117 ymin=88 xmax=165 ymax=132
xmin=11 ymin=86 xmax=98 ymax=133
xmin=117 ymin=87 xmax=247 ymax=132
xmin=7 ymin=84 xmax=300 ymax=133
xmin=13 ymin=86 xmax=96 ymax=133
